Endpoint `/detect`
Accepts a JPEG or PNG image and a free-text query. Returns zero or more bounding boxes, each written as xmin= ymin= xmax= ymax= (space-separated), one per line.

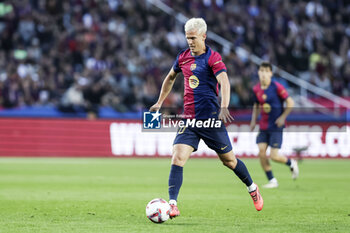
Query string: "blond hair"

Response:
xmin=184 ymin=18 xmax=207 ymax=35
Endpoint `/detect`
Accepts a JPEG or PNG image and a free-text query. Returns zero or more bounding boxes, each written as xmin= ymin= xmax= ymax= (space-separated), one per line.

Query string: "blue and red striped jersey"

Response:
xmin=173 ymin=46 xmax=226 ymax=119
xmin=253 ymin=81 xmax=289 ymax=130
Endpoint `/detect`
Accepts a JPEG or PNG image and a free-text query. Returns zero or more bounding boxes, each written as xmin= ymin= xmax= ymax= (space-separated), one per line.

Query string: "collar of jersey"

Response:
xmin=190 ymin=45 xmax=210 ymax=57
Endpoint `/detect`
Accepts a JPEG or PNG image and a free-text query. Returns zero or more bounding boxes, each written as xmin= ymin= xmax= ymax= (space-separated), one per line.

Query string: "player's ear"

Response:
xmin=202 ymin=34 xmax=206 ymax=41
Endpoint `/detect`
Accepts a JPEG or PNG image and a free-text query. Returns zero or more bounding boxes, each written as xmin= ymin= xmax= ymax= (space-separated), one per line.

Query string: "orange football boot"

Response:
xmin=249 ymin=184 xmax=264 ymax=211
xmin=169 ymin=204 xmax=180 ymax=219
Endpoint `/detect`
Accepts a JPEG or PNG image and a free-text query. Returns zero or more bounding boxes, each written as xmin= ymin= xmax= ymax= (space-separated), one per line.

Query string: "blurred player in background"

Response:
xmin=150 ymin=18 xmax=263 ymax=218
xmin=250 ymin=62 xmax=299 ymax=188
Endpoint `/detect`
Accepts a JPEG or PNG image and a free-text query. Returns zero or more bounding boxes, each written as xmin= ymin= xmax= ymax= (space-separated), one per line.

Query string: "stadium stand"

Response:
xmin=0 ymin=0 xmax=349 ymax=117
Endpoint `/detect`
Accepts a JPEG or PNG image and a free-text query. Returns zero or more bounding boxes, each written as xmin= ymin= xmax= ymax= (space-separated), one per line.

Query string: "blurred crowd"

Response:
xmin=0 ymin=0 xmax=349 ymax=117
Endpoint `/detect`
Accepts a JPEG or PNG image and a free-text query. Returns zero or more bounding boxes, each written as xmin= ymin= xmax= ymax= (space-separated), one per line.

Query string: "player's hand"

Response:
xmin=149 ymin=103 xmax=161 ymax=112
xmin=250 ymin=121 xmax=256 ymax=131
xmin=275 ymin=116 xmax=285 ymax=128
xmin=219 ymin=108 xmax=234 ymax=123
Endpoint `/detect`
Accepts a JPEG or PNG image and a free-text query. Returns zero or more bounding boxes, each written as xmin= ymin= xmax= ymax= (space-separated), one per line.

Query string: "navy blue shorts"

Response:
xmin=173 ymin=122 xmax=232 ymax=154
xmin=256 ymin=130 xmax=283 ymax=148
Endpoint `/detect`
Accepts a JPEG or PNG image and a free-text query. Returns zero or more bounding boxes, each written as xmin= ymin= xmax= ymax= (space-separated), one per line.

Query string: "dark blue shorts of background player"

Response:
xmin=256 ymin=130 xmax=283 ymax=149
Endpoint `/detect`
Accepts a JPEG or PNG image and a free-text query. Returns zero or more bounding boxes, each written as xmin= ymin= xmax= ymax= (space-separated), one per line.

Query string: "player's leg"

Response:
xmin=169 ymin=127 xmax=199 ymax=218
xmin=257 ymin=132 xmax=278 ymax=188
xmin=258 ymin=143 xmax=270 ymax=170
xmin=217 ymin=150 xmax=251 ymax=187
xmin=258 ymin=143 xmax=278 ymax=188
xmin=269 ymin=148 xmax=287 ymax=163
xmin=171 ymin=143 xmax=193 ymax=166
xmin=168 ymin=144 xmax=193 ymax=218
xmin=217 ymin=150 xmax=263 ymax=211
xmin=270 ymin=148 xmax=299 ymax=179
xmin=200 ymin=125 xmax=263 ymax=211
xmin=169 ymin=144 xmax=193 ymax=205
xmin=268 ymin=130 xmax=286 ymax=163
xmin=200 ymin=126 xmax=255 ymax=189
xmin=269 ymin=131 xmax=299 ymax=179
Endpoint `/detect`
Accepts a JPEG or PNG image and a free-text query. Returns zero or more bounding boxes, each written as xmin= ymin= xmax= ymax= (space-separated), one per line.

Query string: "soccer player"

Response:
xmin=149 ymin=18 xmax=263 ymax=218
xmin=250 ymin=62 xmax=299 ymax=188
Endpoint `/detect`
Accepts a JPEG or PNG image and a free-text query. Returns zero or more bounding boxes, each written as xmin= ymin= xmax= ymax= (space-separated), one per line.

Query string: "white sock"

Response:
xmin=169 ymin=199 xmax=177 ymax=206
xmin=247 ymin=183 xmax=257 ymax=192
xmin=270 ymin=178 xmax=278 ymax=183
xmin=291 ymin=159 xmax=296 ymax=168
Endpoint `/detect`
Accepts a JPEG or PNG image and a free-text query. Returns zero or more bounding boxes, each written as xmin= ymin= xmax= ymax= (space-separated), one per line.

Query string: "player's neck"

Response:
xmin=260 ymin=81 xmax=271 ymax=90
xmin=191 ymin=45 xmax=206 ymax=56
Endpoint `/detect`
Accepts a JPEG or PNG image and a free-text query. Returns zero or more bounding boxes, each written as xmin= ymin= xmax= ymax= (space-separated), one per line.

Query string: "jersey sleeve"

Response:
xmin=252 ymin=86 xmax=259 ymax=104
xmin=275 ymin=82 xmax=289 ymax=100
xmin=172 ymin=52 xmax=182 ymax=73
xmin=208 ymin=51 xmax=227 ymax=76
xmin=252 ymin=91 xmax=259 ymax=104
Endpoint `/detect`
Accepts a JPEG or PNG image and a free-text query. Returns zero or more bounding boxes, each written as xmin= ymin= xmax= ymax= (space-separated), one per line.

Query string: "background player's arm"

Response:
xmin=216 ymin=72 xmax=234 ymax=123
xmin=149 ymin=68 xmax=178 ymax=112
xmin=250 ymin=103 xmax=260 ymax=131
xmin=275 ymin=96 xmax=294 ymax=127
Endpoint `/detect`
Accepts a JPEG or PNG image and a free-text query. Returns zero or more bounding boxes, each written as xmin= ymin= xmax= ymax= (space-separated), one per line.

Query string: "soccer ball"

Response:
xmin=145 ymin=198 xmax=170 ymax=223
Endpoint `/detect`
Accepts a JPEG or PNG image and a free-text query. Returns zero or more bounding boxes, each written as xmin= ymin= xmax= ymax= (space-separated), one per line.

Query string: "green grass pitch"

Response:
xmin=0 ymin=157 xmax=349 ymax=233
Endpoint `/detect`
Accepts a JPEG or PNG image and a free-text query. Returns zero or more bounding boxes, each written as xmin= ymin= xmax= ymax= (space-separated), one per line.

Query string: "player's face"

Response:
xmin=185 ymin=30 xmax=206 ymax=55
xmin=258 ymin=67 xmax=273 ymax=86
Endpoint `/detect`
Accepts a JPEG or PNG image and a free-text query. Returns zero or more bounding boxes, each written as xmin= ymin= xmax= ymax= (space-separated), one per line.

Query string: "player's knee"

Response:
xmin=172 ymin=155 xmax=185 ymax=166
xmin=221 ymin=159 xmax=237 ymax=169
xmin=270 ymin=153 xmax=278 ymax=161
xmin=222 ymin=160 xmax=232 ymax=169
xmin=171 ymin=152 xmax=188 ymax=166
xmin=172 ymin=145 xmax=192 ymax=166
xmin=258 ymin=151 xmax=267 ymax=158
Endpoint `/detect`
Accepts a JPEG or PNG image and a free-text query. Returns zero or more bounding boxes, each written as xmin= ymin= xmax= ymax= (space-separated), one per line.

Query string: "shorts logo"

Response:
xmin=221 ymin=145 xmax=228 ymax=150
xmin=143 ymin=111 xmax=161 ymax=129
xmin=177 ymin=126 xmax=186 ymax=134
xmin=262 ymin=103 xmax=271 ymax=113
xmin=190 ymin=63 xmax=197 ymax=71
xmin=189 ymin=75 xmax=199 ymax=89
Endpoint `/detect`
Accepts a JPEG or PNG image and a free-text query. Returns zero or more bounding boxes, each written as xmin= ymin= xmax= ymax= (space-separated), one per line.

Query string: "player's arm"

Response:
xmin=216 ymin=72 xmax=234 ymax=123
xmin=149 ymin=68 xmax=178 ymax=112
xmin=275 ymin=96 xmax=294 ymax=127
xmin=250 ymin=103 xmax=260 ymax=131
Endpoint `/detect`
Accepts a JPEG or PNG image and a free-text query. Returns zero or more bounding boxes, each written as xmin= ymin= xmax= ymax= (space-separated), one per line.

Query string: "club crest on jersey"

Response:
xmin=189 ymin=75 xmax=199 ymax=89
xmin=190 ymin=63 xmax=197 ymax=71
xmin=262 ymin=94 xmax=267 ymax=100
xmin=262 ymin=103 xmax=271 ymax=113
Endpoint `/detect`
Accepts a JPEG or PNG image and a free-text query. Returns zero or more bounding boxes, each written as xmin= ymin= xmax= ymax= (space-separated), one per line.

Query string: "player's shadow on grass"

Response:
xmin=167 ymin=223 xmax=199 ymax=226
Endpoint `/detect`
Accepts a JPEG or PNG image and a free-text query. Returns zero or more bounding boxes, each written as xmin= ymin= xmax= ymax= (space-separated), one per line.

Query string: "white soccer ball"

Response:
xmin=146 ymin=198 xmax=170 ymax=223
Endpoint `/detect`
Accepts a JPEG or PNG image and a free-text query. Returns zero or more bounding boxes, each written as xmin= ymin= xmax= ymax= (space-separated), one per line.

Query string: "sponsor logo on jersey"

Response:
xmin=189 ymin=75 xmax=199 ymax=89
xmin=262 ymin=103 xmax=271 ymax=113
xmin=190 ymin=63 xmax=196 ymax=71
